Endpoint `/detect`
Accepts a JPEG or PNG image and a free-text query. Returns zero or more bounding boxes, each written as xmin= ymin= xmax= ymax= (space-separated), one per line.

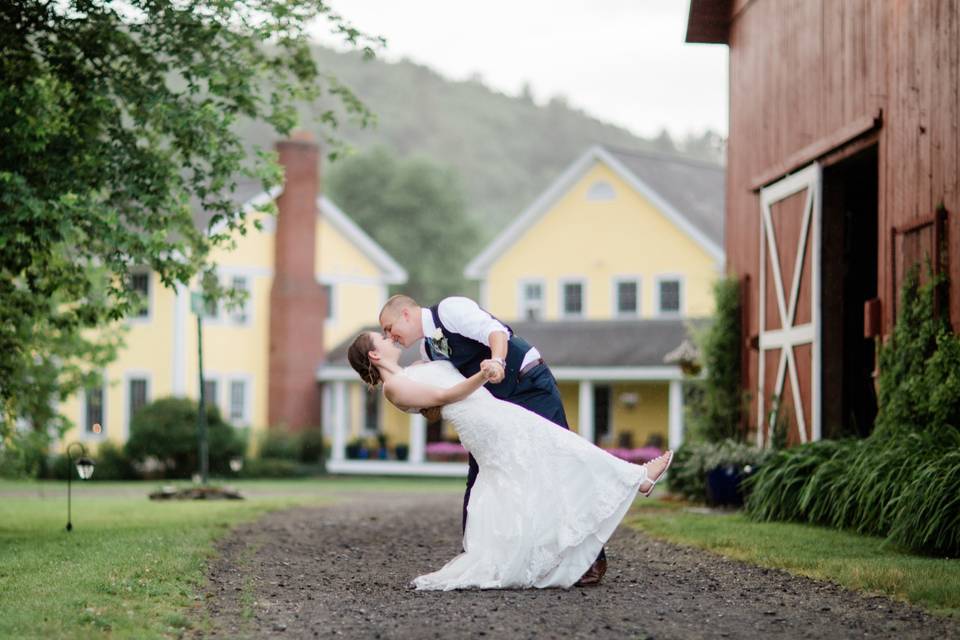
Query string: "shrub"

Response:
xmin=90 ymin=440 xmax=138 ymax=480
xmin=685 ymin=275 xmax=745 ymax=443
xmin=745 ymin=266 xmax=960 ymax=556
xmin=258 ymin=428 xmax=301 ymax=461
xmin=668 ymin=439 xmax=771 ymax=502
xmin=124 ymin=397 xmax=246 ymax=478
xmin=239 ymin=457 xmax=318 ymax=478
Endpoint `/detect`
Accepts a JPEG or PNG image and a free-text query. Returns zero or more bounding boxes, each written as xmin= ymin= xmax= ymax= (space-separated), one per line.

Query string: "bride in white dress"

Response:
xmin=347 ymin=332 xmax=673 ymax=591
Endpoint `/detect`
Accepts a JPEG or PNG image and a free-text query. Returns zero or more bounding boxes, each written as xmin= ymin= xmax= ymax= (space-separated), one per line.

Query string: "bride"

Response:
xmin=347 ymin=331 xmax=673 ymax=590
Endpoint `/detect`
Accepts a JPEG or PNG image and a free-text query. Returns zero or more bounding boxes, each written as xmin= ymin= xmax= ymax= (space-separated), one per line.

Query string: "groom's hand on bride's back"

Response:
xmin=420 ymin=406 xmax=442 ymax=423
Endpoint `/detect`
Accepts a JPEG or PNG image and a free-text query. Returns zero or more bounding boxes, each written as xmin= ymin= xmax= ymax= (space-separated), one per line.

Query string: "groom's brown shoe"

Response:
xmin=574 ymin=557 xmax=607 ymax=587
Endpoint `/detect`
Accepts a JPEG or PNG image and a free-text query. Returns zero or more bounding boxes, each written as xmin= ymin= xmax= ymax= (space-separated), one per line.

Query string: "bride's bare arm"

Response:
xmin=383 ymin=370 xmax=490 ymax=410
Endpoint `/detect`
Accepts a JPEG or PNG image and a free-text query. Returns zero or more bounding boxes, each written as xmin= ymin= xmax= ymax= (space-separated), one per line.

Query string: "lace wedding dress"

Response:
xmin=403 ymin=360 xmax=649 ymax=590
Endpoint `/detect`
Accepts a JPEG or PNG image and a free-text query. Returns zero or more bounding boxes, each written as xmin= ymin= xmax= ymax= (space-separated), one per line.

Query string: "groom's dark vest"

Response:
xmin=425 ymin=304 xmax=532 ymax=400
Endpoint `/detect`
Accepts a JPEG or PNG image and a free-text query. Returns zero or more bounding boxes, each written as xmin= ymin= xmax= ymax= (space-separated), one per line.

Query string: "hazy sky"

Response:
xmin=310 ymin=0 xmax=728 ymax=140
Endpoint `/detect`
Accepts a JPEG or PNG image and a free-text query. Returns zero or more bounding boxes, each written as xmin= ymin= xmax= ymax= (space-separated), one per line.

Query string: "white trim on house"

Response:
xmin=464 ymin=145 xmax=724 ymax=279
xmin=317 ymin=196 xmax=408 ymax=284
xmin=654 ymin=274 xmax=686 ymax=317
xmin=327 ymin=460 xmax=467 ymax=476
xmin=122 ymin=370 xmax=152 ymax=442
xmin=612 ymin=275 xmax=642 ymax=318
xmin=558 ymin=277 xmax=587 ymax=319
xmin=517 ymin=278 xmax=546 ymax=321
xmin=172 ymin=284 xmax=188 ymax=395
xmin=201 ymin=372 xmax=222 ymax=416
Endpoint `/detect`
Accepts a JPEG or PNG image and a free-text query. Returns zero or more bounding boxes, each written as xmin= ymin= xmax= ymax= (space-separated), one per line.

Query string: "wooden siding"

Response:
xmin=723 ymin=0 xmax=960 ymax=436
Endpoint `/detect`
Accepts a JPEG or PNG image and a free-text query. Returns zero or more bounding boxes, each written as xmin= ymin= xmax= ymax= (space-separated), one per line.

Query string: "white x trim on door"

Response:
xmin=757 ymin=163 xmax=822 ymax=447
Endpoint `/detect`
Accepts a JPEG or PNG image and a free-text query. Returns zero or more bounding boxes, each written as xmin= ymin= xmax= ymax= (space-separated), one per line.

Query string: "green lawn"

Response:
xmin=628 ymin=499 xmax=960 ymax=618
xmin=0 ymin=475 xmax=463 ymax=639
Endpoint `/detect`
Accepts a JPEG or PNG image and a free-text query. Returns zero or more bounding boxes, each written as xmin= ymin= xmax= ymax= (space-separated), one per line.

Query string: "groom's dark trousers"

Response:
xmin=461 ymin=361 xmax=607 ymax=564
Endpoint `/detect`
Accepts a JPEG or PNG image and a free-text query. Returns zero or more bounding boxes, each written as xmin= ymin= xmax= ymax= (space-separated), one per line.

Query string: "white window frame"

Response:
xmin=123 ymin=371 xmax=152 ymax=441
xmin=517 ymin=278 xmax=546 ymax=321
xmin=79 ymin=371 xmax=107 ymax=442
xmin=612 ymin=276 xmax=642 ymax=318
xmin=128 ymin=268 xmax=153 ymax=324
xmin=559 ymin=278 xmax=587 ymax=319
xmin=655 ymin=274 xmax=685 ymax=317
xmin=225 ymin=374 xmax=253 ymax=427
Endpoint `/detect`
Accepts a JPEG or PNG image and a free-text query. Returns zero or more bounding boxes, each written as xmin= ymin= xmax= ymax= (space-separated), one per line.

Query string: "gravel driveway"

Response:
xmin=197 ymin=491 xmax=958 ymax=639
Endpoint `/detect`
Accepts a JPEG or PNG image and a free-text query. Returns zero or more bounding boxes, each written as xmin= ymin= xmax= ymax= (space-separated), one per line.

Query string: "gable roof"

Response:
xmin=463 ymin=145 xmax=725 ymax=279
xmin=317 ymin=196 xmax=408 ymax=284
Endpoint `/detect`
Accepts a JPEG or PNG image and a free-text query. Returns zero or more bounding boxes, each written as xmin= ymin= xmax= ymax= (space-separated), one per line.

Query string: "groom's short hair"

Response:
xmin=380 ymin=294 xmax=418 ymax=319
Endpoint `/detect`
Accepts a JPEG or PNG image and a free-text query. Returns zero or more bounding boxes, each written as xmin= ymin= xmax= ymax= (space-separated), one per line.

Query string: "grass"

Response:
xmin=0 ymin=475 xmax=464 ymax=639
xmin=628 ymin=499 xmax=960 ymax=618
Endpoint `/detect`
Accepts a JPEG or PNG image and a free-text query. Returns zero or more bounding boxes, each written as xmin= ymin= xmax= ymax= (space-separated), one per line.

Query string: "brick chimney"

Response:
xmin=268 ymin=131 xmax=326 ymax=431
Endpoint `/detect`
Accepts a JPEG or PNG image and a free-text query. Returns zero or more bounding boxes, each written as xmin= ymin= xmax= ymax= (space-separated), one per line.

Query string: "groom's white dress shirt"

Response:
xmin=420 ymin=297 xmax=542 ymax=369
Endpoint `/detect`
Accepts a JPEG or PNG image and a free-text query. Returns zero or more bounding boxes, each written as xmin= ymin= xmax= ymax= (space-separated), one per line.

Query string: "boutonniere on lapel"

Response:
xmin=429 ymin=327 xmax=451 ymax=357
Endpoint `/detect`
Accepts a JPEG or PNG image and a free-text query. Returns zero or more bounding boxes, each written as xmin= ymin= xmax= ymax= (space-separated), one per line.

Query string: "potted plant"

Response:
xmin=395 ymin=443 xmax=409 ymax=461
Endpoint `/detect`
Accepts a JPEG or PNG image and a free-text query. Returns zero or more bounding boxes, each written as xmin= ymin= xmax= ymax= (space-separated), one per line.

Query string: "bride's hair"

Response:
xmin=347 ymin=332 xmax=382 ymax=387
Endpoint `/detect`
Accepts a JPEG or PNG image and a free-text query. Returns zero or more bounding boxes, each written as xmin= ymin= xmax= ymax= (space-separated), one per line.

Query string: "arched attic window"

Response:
xmin=586 ymin=180 xmax=616 ymax=201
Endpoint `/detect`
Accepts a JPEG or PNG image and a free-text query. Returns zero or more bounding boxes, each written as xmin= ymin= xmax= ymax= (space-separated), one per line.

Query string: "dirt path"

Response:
xmin=197 ymin=492 xmax=958 ymax=639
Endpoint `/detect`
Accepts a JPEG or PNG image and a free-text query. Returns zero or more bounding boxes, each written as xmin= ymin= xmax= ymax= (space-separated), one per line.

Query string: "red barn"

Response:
xmin=686 ymin=1 xmax=958 ymax=445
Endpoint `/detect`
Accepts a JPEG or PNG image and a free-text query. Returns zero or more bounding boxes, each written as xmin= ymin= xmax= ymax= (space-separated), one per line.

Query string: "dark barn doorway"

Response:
xmin=821 ymin=145 xmax=879 ymax=438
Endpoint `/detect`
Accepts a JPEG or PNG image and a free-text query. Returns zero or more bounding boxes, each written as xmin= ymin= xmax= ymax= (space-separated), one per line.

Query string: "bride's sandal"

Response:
xmin=639 ymin=450 xmax=674 ymax=498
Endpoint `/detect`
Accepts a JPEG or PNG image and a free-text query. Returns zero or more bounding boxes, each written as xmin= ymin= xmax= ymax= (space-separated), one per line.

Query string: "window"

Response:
xmin=593 ymin=385 xmax=611 ymax=445
xmin=561 ymin=281 xmax=584 ymax=318
xmin=84 ymin=386 xmax=104 ymax=435
xmin=130 ymin=271 xmax=150 ymax=318
xmin=615 ymin=279 xmax=640 ymax=316
xmin=519 ymin=281 xmax=544 ymax=321
xmin=128 ymin=378 xmax=148 ymax=425
xmin=321 ymin=283 xmax=334 ymax=321
xmin=657 ymin=278 xmax=683 ymax=315
xmin=230 ymin=276 xmax=249 ymax=324
xmin=229 ymin=380 xmax=247 ymax=424
xmin=203 ymin=379 xmax=218 ymax=407
xmin=586 ymin=181 xmax=616 ymax=201
xmin=363 ymin=388 xmax=380 ymax=434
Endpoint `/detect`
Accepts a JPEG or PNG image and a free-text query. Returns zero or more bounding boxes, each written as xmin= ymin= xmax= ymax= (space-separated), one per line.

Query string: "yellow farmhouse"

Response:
xmin=318 ymin=145 xmax=724 ymax=475
xmin=58 ymin=135 xmax=406 ymax=454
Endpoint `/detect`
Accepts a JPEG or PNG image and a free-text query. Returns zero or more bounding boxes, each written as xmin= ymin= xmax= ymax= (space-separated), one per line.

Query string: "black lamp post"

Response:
xmin=65 ymin=441 xmax=96 ymax=532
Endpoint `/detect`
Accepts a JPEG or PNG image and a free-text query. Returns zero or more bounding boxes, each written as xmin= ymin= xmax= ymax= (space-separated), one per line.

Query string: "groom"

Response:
xmin=379 ymin=294 xmax=607 ymax=586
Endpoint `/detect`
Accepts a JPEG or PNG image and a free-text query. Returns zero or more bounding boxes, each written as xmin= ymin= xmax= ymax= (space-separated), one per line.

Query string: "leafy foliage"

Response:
xmin=745 ymin=267 xmax=960 ymax=555
xmin=684 ymin=275 xmax=745 ymax=443
xmin=667 ymin=439 xmax=771 ymax=502
xmin=124 ymin=397 xmax=246 ymax=478
xmin=0 ymin=1 xmax=379 ymax=462
xmin=325 ymin=146 xmax=480 ymax=302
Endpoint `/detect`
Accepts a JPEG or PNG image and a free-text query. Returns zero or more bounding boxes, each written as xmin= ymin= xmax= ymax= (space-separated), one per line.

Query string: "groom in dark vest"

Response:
xmin=379 ymin=294 xmax=607 ymax=586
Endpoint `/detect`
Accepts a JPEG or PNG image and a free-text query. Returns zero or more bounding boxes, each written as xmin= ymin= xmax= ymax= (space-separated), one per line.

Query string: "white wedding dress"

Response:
xmin=402 ymin=360 xmax=649 ymax=590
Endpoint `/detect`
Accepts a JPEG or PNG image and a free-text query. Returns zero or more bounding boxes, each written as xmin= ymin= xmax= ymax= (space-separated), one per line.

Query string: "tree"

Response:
xmin=325 ymin=147 xmax=480 ymax=304
xmin=0 ymin=1 xmax=381 ymax=460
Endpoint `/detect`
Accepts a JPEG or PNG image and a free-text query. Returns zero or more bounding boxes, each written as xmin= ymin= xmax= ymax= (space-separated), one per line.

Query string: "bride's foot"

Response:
xmin=638 ymin=450 xmax=673 ymax=497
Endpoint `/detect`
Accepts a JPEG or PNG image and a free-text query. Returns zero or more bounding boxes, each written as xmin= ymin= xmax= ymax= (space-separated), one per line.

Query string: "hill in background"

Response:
xmin=239 ymin=46 xmax=725 ymax=234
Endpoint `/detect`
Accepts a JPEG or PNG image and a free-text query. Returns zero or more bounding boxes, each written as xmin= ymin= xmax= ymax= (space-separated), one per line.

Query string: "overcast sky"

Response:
xmin=310 ymin=0 xmax=728 ymax=140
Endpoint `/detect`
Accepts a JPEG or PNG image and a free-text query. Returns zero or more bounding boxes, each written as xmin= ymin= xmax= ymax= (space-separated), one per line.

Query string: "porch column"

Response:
xmin=668 ymin=380 xmax=684 ymax=450
xmin=408 ymin=413 xmax=426 ymax=464
xmin=578 ymin=380 xmax=595 ymax=444
xmin=331 ymin=381 xmax=348 ymax=463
